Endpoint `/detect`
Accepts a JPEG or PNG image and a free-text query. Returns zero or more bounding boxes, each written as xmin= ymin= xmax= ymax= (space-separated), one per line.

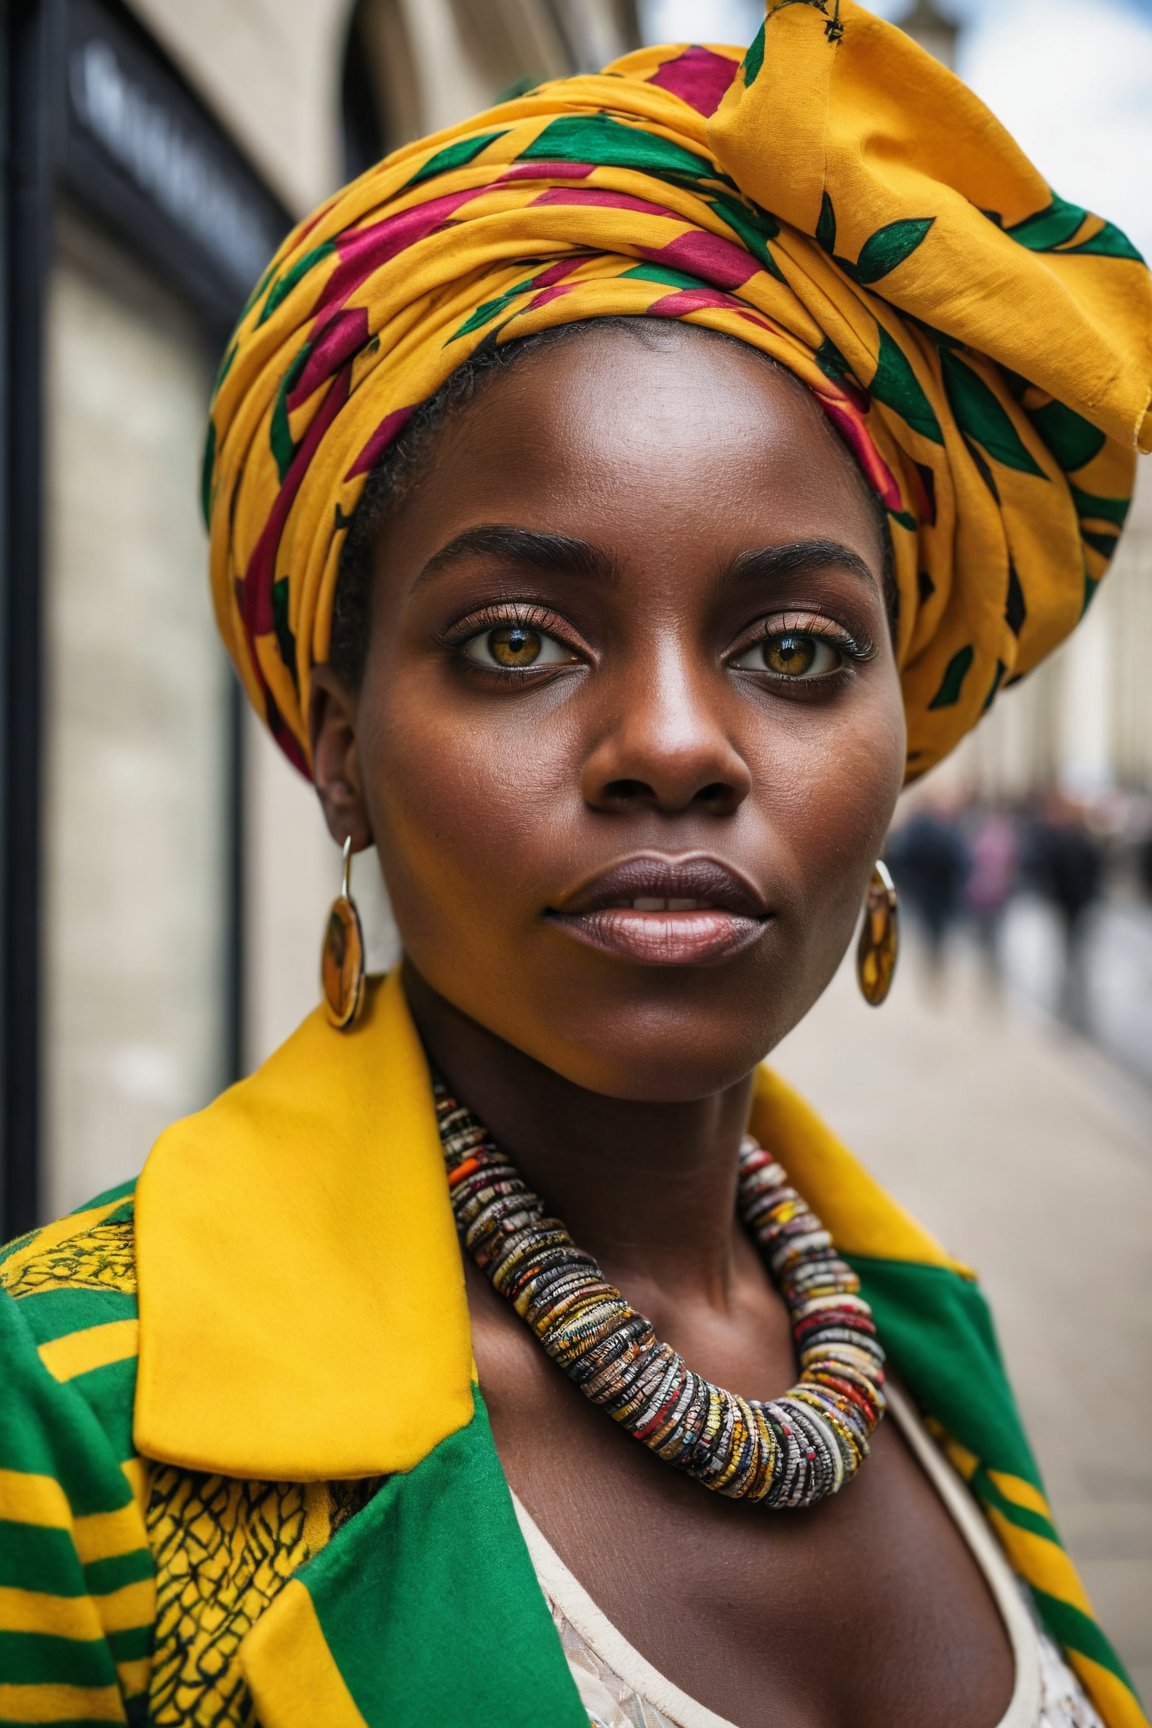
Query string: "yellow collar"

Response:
xmin=134 ymin=970 xmax=958 ymax=1480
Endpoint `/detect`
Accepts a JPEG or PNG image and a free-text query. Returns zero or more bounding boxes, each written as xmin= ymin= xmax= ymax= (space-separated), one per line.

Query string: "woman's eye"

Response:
xmin=462 ymin=624 xmax=577 ymax=670
xmin=732 ymin=631 xmax=843 ymax=679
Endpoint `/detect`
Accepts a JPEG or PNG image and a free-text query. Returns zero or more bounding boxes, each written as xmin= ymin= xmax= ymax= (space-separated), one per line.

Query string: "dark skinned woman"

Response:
xmin=2 ymin=4 xmax=1149 ymax=1725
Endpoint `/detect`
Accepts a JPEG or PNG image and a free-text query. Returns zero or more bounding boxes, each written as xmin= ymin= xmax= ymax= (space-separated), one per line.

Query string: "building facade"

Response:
xmin=0 ymin=0 xmax=638 ymax=1233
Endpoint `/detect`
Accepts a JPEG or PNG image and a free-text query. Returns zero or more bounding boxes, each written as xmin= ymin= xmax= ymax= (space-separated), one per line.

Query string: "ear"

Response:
xmin=309 ymin=665 xmax=373 ymax=850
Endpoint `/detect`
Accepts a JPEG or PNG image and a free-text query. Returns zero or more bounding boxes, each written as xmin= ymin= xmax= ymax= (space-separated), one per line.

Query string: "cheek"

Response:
xmin=357 ymin=664 xmax=576 ymax=960
xmin=759 ymin=677 xmax=906 ymax=980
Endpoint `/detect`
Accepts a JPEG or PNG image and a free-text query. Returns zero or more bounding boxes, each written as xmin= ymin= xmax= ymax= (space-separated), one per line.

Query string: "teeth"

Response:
xmin=630 ymin=897 xmax=702 ymax=911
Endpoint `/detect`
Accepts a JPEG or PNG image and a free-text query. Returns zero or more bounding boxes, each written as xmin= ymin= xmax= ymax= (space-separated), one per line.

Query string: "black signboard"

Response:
xmin=62 ymin=0 xmax=292 ymax=333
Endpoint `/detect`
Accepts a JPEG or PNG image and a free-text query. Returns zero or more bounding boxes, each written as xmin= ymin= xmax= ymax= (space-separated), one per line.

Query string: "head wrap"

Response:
xmin=204 ymin=0 xmax=1151 ymax=781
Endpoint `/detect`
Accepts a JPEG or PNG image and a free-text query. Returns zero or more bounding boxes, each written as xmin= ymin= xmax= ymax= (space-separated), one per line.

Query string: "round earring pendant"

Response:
xmin=321 ymin=895 xmax=366 ymax=1028
xmin=857 ymin=862 xmax=899 ymax=1007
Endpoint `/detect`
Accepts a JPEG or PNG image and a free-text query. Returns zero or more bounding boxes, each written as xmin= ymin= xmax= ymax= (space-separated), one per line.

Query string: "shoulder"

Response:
xmin=0 ymin=1184 xmax=154 ymax=1714
xmin=0 ymin=1178 xmax=142 ymax=1477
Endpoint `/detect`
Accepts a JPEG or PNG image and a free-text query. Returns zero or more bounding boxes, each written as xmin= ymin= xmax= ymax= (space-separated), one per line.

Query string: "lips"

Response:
xmin=546 ymin=854 xmax=772 ymax=967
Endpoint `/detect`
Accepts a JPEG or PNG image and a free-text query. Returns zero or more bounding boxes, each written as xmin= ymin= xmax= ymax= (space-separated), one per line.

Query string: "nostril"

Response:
xmin=601 ymin=778 xmax=657 ymax=806
xmin=695 ymin=782 xmax=732 ymax=809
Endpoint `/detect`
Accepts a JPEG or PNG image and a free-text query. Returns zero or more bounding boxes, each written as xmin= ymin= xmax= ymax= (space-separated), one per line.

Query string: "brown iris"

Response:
xmin=488 ymin=626 xmax=543 ymax=667
xmin=762 ymin=633 xmax=818 ymax=676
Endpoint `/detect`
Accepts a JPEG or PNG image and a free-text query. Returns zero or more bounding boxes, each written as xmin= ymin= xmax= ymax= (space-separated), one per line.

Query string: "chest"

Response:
xmin=469 ymin=1273 xmax=1016 ymax=1728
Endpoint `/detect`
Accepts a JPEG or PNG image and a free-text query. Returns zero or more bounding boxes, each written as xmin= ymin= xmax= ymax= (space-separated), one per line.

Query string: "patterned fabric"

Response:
xmin=0 ymin=974 xmax=1146 ymax=1725
xmin=204 ymin=0 xmax=1151 ymax=782
xmin=0 ymin=1189 xmax=378 ymax=1726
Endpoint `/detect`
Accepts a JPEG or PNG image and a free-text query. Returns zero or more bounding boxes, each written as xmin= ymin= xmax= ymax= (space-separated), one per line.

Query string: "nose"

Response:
xmin=580 ymin=647 xmax=752 ymax=817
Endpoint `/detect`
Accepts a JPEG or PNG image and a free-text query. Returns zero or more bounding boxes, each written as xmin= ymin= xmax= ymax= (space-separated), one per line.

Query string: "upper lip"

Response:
xmin=549 ymin=853 xmax=771 ymax=918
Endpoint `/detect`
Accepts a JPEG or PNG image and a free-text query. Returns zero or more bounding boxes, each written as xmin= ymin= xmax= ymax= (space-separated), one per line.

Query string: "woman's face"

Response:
xmin=314 ymin=325 xmax=906 ymax=1100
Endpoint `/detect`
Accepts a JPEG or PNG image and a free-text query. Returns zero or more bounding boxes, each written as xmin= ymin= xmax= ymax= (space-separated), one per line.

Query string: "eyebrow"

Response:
xmin=411 ymin=525 xmax=619 ymax=593
xmin=728 ymin=538 xmax=880 ymax=593
xmin=411 ymin=524 xmax=880 ymax=596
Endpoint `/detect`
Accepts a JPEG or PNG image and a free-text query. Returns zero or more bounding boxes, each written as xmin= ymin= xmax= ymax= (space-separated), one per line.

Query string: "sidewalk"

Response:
xmin=775 ymin=942 xmax=1152 ymax=1701
xmin=1002 ymin=892 xmax=1152 ymax=1092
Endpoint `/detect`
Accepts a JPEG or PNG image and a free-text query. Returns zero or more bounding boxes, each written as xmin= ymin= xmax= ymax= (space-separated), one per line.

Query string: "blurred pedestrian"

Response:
xmin=963 ymin=807 xmax=1021 ymax=990
xmin=887 ymin=803 xmax=971 ymax=990
xmin=1024 ymin=793 xmax=1105 ymax=1029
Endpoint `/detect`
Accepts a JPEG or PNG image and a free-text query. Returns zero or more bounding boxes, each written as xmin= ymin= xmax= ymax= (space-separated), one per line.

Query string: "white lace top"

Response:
xmin=513 ymin=1387 xmax=1103 ymax=1728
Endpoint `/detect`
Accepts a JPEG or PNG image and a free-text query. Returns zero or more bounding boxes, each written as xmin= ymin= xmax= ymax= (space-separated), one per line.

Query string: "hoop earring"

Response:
xmin=856 ymin=860 xmax=899 ymax=1007
xmin=321 ymin=836 xmax=366 ymax=1030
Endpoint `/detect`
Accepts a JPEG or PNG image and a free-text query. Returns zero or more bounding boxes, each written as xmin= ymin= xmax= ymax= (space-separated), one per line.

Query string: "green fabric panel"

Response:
xmin=301 ymin=1387 xmax=586 ymax=1728
xmin=846 ymin=1254 xmax=1041 ymax=1485
xmin=927 ymin=643 xmax=975 ymax=709
xmin=742 ymin=21 xmax=765 ymax=85
xmin=0 ymin=1628 xmax=118 ymax=1687
xmin=83 ymin=1548 xmax=155 ymax=1597
xmin=257 ymin=241 xmax=336 ymax=327
xmin=68 ymin=1179 xmax=137 ymax=1217
xmin=0 ymin=1295 xmax=140 ymax=1518
xmin=405 ymin=130 xmax=509 ymax=190
xmin=107 ymin=1621 xmax=154 ymax=1666
xmin=0 ymin=1520 xmax=88 ymax=1596
xmin=0 ymin=1228 xmax=37 ymax=1269
xmin=66 ymin=1356 xmax=139 ymax=1466
xmin=16 ymin=1286 xmax=138 ymax=1346
xmin=967 ymin=1464 xmax=1059 ymax=1545
xmin=1029 ymin=1589 xmax=1135 ymax=1692
xmin=620 ymin=262 xmax=710 ymax=290
xmin=707 ymin=193 xmax=784 ymax=278
xmin=1070 ymin=485 xmax=1131 ymax=529
xmin=869 ymin=325 xmax=943 ymax=443
xmin=1027 ymin=397 xmax=1107 ymax=472
xmin=940 ymin=350 xmax=1046 ymax=477
xmin=522 ymin=116 xmax=713 ymax=183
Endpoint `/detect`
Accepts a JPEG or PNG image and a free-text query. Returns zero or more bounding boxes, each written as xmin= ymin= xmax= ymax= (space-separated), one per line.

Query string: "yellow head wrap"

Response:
xmin=204 ymin=0 xmax=1151 ymax=780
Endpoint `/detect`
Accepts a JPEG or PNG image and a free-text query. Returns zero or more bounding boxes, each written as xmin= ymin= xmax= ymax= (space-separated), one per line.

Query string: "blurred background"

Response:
xmin=1 ymin=0 xmax=1148 ymax=1691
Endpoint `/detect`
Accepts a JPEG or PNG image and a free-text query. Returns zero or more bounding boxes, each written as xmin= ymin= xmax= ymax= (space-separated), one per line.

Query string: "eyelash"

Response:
xmin=735 ymin=612 xmax=875 ymax=685
xmin=435 ymin=602 xmax=574 ymax=679
xmin=437 ymin=604 xmax=874 ymax=686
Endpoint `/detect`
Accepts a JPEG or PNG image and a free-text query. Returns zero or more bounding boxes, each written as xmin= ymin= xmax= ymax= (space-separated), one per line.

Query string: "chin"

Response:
xmin=519 ymin=1002 xmax=795 ymax=1104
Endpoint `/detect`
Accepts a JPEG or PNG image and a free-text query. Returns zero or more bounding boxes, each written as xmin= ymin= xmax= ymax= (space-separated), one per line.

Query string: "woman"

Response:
xmin=2 ymin=4 xmax=1149 ymax=1724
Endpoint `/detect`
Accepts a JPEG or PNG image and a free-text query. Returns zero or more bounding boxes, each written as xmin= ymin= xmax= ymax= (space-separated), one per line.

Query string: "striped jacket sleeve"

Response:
xmin=0 ymin=1187 xmax=155 ymax=1723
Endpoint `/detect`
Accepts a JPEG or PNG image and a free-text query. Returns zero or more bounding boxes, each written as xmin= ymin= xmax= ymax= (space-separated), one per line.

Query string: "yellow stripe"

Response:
xmin=121 ymin=1455 xmax=149 ymax=1514
xmin=985 ymin=1508 xmax=1096 ymax=1618
xmin=116 ymin=1655 xmax=150 ymax=1700
xmin=0 ymin=1579 xmax=153 ymax=1638
xmin=0 ymin=1198 xmax=128 ymax=1291
xmin=38 ymin=1319 xmax=138 ymax=1383
xmin=0 ymin=1683 xmax=125 ymax=1722
xmin=1067 ymin=1652 xmax=1152 ymax=1728
xmin=240 ymin=1578 xmax=367 ymax=1728
xmin=986 ymin=1468 xmax=1053 ymax=1522
xmin=73 ymin=1502 xmax=146 ymax=1569
xmin=940 ymin=1435 xmax=980 ymax=1481
xmin=0 ymin=1471 xmax=144 ymax=1576
xmin=0 ymin=1469 xmax=71 ymax=1528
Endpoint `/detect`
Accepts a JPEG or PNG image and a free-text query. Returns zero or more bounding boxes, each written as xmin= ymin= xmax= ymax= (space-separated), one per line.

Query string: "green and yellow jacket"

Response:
xmin=0 ymin=973 xmax=1145 ymax=1727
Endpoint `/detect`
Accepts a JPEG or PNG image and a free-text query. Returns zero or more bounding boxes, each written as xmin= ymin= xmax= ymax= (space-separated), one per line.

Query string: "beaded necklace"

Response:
xmin=435 ymin=1083 xmax=887 ymax=1511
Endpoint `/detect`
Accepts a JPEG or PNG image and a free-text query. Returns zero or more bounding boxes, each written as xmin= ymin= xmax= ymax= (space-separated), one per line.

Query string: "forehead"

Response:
xmin=383 ymin=324 xmax=885 ymax=573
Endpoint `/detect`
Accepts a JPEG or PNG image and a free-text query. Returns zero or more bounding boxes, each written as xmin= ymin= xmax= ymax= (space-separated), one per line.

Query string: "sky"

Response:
xmin=639 ymin=0 xmax=1152 ymax=260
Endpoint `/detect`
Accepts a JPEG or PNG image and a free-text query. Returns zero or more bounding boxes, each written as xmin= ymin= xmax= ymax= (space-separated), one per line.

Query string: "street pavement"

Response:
xmin=775 ymin=938 xmax=1152 ymax=1701
xmin=1002 ymin=892 xmax=1152 ymax=1092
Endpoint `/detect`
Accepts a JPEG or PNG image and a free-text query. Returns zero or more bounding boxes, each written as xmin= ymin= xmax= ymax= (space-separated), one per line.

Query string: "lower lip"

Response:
xmin=545 ymin=908 xmax=770 ymax=966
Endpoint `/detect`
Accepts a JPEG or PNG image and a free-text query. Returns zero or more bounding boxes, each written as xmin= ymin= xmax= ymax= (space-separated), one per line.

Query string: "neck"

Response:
xmin=403 ymin=962 xmax=755 ymax=1311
